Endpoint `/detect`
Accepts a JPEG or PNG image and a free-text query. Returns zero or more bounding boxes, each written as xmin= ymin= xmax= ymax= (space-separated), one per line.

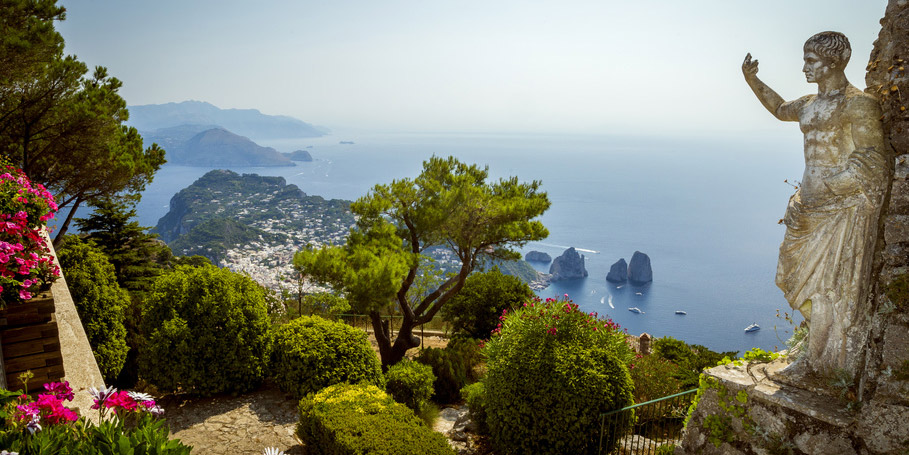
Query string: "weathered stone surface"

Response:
xmin=524 ymin=250 xmax=552 ymax=263
xmin=548 ymin=247 xmax=588 ymax=281
xmin=627 ymin=251 xmax=652 ymax=284
xmin=678 ymin=358 xmax=908 ymax=455
xmin=605 ymin=258 xmax=628 ymax=283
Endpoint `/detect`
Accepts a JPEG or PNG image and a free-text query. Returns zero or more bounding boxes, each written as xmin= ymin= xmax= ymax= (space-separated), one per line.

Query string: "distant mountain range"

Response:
xmin=127 ymin=100 xmax=328 ymax=141
xmin=129 ymin=101 xmax=326 ymax=167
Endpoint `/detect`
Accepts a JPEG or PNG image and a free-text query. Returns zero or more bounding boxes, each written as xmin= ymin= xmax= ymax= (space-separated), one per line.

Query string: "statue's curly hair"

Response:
xmin=804 ymin=31 xmax=851 ymax=68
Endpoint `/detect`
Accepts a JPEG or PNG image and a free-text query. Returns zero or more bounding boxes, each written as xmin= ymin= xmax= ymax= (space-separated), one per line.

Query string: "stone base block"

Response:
xmin=679 ymin=358 xmax=909 ymax=455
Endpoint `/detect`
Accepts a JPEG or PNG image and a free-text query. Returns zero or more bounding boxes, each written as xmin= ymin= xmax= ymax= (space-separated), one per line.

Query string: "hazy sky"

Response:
xmin=57 ymin=1 xmax=887 ymax=136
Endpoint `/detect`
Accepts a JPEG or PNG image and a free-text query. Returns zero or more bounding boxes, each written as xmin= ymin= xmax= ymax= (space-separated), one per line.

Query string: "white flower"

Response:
xmin=128 ymin=391 xmax=154 ymax=403
xmin=263 ymin=448 xmax=285 ymax=455
xmin=148 ymin=405 xmax=165 ymax=417
xmin=89 ymin=385 xmax=117 ymax=404
xmin=25 ymin=416 xmax=41 ymax=435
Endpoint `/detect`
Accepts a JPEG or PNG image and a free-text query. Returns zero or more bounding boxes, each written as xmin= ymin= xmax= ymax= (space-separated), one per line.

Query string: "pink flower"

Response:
xmin=43 ymin=382 xmax=74 ymax=401
xmin=19 ymin=290 xmax=31 ymax=300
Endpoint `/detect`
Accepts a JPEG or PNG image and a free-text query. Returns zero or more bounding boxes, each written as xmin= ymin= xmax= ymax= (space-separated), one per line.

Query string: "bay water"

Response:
xmin=133 ymin=132 xmax=805 ymax=355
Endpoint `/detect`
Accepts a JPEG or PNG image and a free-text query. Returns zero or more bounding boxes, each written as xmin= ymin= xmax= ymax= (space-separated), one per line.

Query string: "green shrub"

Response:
xmin=386 ymin=359 xmax=435 ymax=412
xmin=652 ymin=336 xmax=737 ymax=389
xmin=460 ymin=381 xmax=488 ymax=434
xmin=629 ymin=353 xmax=685 ymax=403
xmin=441 ymin=267 xmax=533 ymax=339
xmin=139 ymin=264 xmax=272 ymax=396
xmin=297 ymin=383 xmax=456 ymax=455
xmin=415 ymin=337 xmax=483 ymax=403
xmin=57 ymin=236 xmax=129 ymax=382
xmin=271 ymin=315 xmax=384 ymax=399
xmin=484 ymin=297 xmax=634 ymax=455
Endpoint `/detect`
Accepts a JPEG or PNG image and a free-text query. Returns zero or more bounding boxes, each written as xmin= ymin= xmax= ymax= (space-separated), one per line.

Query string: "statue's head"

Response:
xmin=803 ymin=31 xmax=851 ymax=83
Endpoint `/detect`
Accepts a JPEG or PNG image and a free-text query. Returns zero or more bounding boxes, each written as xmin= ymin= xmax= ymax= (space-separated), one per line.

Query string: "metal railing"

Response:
xmin=599 ymin=389 xmax=697 ymax=455
xmin=334 ymin=313 xmax=451 ymax=348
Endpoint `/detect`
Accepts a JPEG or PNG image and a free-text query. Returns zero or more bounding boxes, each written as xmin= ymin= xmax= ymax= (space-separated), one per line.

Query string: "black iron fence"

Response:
xmin=599 ymin=389 xmax=697 ymax=454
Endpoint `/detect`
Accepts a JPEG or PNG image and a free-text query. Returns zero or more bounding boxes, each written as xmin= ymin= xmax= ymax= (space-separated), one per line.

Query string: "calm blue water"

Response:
xmin=132 ymin=132 xmax=805 ymax=355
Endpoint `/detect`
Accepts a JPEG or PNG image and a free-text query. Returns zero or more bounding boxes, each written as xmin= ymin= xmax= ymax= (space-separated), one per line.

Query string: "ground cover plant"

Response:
xmin=271 ymin=315 xmax=384 ymax=399
xmin=140 ymin=264 xmax=272 ymax=396
xmin=483 ymin=296 xmax=634 ymax=455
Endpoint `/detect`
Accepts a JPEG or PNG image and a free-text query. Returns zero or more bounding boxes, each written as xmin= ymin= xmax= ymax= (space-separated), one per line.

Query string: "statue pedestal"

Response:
xmin=679 ymin=358 xmax=909 ymax=455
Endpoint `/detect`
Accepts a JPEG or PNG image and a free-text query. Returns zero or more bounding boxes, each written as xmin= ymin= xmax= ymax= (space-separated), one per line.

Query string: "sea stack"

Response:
xmin=606 ymin=258 xmax=628 ymax=283
xmin=525 ymin=251 xmax=552 ymax=263
xmin=628 ymin=251 xmax=652 ymax=284
xmin=549 ymin=247 xmax=588 ymax=281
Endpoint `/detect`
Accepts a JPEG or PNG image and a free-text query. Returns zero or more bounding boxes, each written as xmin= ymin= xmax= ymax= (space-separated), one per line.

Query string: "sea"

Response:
xmin=128 ymin=131 xmax=806 ymax=356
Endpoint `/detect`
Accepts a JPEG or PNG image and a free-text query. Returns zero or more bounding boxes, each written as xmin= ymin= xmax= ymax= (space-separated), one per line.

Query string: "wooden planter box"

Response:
xmin=0 ymin=290 xmax=65 ymax=392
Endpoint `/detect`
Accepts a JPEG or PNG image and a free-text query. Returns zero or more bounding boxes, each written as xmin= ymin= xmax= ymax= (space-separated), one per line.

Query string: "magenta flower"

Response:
xmin=43 ymin=381 xmax=74 ymax=401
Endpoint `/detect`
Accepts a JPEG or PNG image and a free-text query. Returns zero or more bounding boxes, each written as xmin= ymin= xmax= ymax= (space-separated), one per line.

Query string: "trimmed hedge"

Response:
xmin=271 ymin=315 xmax=384 ymax=399
xmin=140 ymin=265 xmax=272 ymax=396
xmin=484 ymin=297 xmax=634 ymax=455
xmin=297 ymin=383 xmax=455 ymax=455
xmin=386 ymin=358 xmax=435 ymax=412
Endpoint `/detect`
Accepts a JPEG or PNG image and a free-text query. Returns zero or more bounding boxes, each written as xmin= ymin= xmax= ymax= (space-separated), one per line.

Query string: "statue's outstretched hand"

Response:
xmin=743 ymin=53 xmax=759 ymax=79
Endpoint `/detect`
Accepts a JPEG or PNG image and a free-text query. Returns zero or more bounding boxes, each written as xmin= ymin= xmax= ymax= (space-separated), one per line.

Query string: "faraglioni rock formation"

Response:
xmin=525 ymin=251 xmax=552 ymax=263
xmin=606 ymin=258 xmax=628 ymax=283
xmin=627 ymin=251 xmax=652 ymax=284
xmin=549 ymin=247 xmax=587 ymax=281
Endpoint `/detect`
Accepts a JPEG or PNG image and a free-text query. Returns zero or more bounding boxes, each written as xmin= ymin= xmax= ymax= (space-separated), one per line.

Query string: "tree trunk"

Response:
xmin=371 ymin=310 xmax=421 ymax=369
xmin=52 ymin=197 xmax=81 ymax=248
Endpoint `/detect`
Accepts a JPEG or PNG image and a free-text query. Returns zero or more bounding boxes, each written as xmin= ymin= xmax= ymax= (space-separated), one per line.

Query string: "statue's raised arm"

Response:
xmin=742 ymin=53 xmax=805 ymax=121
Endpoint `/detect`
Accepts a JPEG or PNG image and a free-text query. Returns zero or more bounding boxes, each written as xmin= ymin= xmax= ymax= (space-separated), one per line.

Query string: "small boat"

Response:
xmin=635 ymin=292 xmax=643 ymax=296
xmin=628 ymin=307 xmax=644 ymax=314
xmin=675 ymin=310 xmax=687 ymax=315
xmin=744 ymin=323 xmax=760 ymax=333
xmin=616 ymin=285 xmax=623 ymax=289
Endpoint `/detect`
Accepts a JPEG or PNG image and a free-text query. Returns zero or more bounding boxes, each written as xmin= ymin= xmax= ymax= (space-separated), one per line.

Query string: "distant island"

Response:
xmin=128 ymin=100 xmax=328 ymax=141
xmin=282 ymin=150 xmax=313 ymax=161
xmin=339 ymin=141 xmax=355 ymax=145
xmin=142 ymin=127 xmax=295 ymax=167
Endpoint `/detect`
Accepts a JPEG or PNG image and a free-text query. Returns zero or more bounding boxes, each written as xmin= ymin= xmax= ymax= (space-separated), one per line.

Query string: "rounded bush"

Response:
xmin=484 ymin=296 xmax=634 ymax=455
xmin=297 ymin=383 xmax=455 ymax=455
xmin=385 ymin=358 xmax=435 ymax=411
xmin=440 ymin=267 xmax=533 ymax=339
xmin=139 ymin=265 xmax=272 ymax=396
xmin=57 ymin=236 xmax=129 ymax=381
xmin=271 ymin=315 xmax=383 ymax=398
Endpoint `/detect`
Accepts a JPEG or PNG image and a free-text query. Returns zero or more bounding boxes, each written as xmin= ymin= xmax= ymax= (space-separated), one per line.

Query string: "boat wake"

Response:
xmin=532 ymin=242 xmax=599 ymax=254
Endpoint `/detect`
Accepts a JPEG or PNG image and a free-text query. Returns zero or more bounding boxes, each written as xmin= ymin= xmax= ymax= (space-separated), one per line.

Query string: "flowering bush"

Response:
xmin=0 ymin=160 xmax=59 ymax=306
xmin=0 ymin=381 xmax=190 ymax=454
xmin=297 ymin=383 xmax=455 ymax=455
xmin=483 ymin=296 xmax=635 ymax=455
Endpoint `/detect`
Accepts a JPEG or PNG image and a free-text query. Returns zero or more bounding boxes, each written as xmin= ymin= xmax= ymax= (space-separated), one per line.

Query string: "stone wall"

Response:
xmin=861 ymin=0 xmax=909 ymax=410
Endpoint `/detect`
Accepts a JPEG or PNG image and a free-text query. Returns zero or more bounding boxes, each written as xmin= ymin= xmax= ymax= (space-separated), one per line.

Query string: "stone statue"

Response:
xmin=742 ymin=31 xmax=890 ymax=376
